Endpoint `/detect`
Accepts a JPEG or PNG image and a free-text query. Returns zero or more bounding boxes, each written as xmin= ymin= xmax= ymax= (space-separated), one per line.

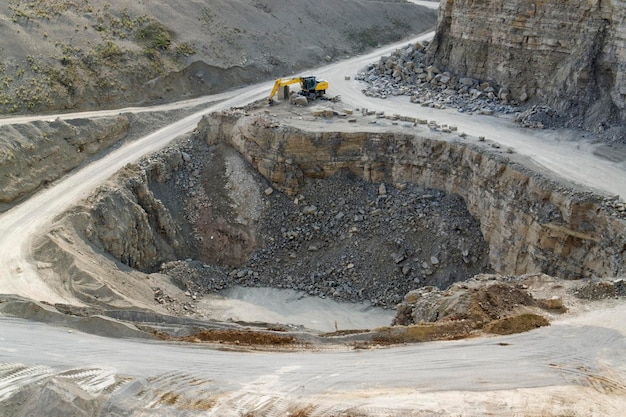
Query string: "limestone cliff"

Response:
xmin=427 ymin=0 xmax=626 ymax=135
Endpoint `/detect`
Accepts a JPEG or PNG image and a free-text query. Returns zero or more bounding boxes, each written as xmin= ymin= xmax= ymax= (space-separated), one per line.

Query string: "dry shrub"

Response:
xmin=484 ymin=313 xmax=549 ymax=335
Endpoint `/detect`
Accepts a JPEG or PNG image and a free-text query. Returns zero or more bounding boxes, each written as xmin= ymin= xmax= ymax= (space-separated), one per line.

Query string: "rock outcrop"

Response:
xmin=426 ymin=0 xmax=626 ymax=136
xmin=84 ymin=155 xmax=189 ymax=272
xmin=200 ymin=111 xmax=626 ymax=279
xmin=393 ymin=273 xmax=556 ymax=328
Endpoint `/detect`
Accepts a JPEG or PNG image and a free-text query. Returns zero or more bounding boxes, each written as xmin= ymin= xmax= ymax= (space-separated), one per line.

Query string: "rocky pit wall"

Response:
xmin=427 ymin=0 xmax=626 ymax=134
xmin=200 ymin=110 xmax=626 ymax=280
xmin=32 ymin=143 xmax=199 ymax=313
xmin=29 ymin=109 xmax=626 ymax=319
xmin=37 ymin=130 xmax=491 ymax=311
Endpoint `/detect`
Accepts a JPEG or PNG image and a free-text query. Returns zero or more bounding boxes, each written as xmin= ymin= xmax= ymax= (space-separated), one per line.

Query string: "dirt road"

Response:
xmin=1 ymin=304 xmax=625 ymax=415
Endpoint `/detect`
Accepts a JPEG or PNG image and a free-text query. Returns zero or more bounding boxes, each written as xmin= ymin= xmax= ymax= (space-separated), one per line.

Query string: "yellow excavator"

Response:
xmin=268 ymin=76 xmax=329 ymax=105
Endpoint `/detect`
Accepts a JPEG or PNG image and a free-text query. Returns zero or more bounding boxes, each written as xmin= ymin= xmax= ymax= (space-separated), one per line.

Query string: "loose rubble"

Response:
xmin=232 ymin=175 xmax=491 ymax=309
xmin=573 ymin=279 xmax=626 ymax=300
xmin=357 ymin=42 xmax=521 ymax=117
xmin=356 ymin=42 xmax=580 ymax=131
xmin=156 ymin=136 xmax=491 ymax=309
xmin=512 ymin=105 xmax=568 ymax=129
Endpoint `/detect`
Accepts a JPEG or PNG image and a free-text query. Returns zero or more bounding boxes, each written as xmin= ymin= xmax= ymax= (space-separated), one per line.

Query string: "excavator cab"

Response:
xmin=300 ymin=76 xmax=328 ymax=99
xmin=300 ymin=76 xmax=318 ymax=91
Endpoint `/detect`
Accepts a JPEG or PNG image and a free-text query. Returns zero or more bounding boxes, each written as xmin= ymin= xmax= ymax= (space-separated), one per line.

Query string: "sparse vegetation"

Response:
xmin=0 ymin=3 xmax=188 ymax=113
xmin=136 ymin=22 xmax=173 ymax=51
xmin=175 ymin=42 xmax=196 ymax=58
xmin=200 ymin=7 xmax=214 ymax=25
xmin=8 ymin=0 xmax=92 ymax=22
xmin=0 ymin=0 xmax=436 ymax=114
xmin=96 ymin=40 xmax=124 ymax=60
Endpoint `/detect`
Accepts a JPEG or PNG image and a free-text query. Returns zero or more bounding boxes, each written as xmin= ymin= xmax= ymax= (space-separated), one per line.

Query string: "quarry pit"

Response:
xmin=5 ymin=100 xmax=621 ymax=346
xmin=1 ymin=1 xmax=626 ymax=415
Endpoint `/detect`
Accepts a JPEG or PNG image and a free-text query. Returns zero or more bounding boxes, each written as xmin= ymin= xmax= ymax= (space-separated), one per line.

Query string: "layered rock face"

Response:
xmin=427 ymin=0 xmax=626 ymax=133
xmin=201 ymin=111 xmax=626 ymax=279
xmin=85 ymin=154 xmax=189 ymax=272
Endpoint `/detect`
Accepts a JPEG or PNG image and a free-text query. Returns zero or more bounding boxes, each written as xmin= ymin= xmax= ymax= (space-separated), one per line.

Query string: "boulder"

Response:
xmin=294 ymin=96 xmax=308 ymax=106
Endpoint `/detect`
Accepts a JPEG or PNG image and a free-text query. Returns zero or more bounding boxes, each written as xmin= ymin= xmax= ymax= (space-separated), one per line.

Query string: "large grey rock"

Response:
xmin=294 ymin=96 xmax=308 ymax=106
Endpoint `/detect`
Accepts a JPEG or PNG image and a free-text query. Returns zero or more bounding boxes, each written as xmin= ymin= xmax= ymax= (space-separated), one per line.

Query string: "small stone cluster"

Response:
xmin=512 ymin=105 xmax=567 ymax=129
xmin=152 ymin=286 xmax=195 ymax=314
xmin=600 ymin=194 xmax=626 ymax=220
xmin=356 ymin=42 xmax=520 ymax=117
xmin=573 ymin=279 xmax=626 ymax=300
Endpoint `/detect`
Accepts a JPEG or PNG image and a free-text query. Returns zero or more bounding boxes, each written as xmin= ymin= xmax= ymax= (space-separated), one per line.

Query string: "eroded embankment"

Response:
xmin=0 ymin=110 xmax=200 ymax=212
xmin=0 ymin=116 xmax=130 ymax=209
xmin=200 ymin=110 xmax=626 ymax=279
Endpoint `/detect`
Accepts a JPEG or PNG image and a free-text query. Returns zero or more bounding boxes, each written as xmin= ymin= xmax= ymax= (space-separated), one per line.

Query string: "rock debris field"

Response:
xmin=156 ymin=136 xmax=491 ymax=311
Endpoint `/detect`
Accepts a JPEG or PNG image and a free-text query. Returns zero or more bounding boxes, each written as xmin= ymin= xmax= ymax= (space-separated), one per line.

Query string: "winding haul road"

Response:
xmin=1 ymin=1 xmax=626 ymax=415
xmin=1 ymin=312 xmax=625 ymax=416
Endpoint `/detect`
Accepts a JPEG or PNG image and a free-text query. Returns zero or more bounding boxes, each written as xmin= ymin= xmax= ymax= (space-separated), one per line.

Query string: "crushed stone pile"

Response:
xmin=357 ymin=42 xmax=572 ymax=131
xmin=357 ymin=42 xmax=520 ymax=116
xmin=234 ymin=174 xmax=491 ymax=309
xmin=512 ymin=105 xmax=568 ymax=129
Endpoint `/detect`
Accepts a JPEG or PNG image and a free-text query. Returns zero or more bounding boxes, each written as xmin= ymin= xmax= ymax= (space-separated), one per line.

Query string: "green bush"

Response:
xmin=136 ymin=22 xmax=173 ymax=50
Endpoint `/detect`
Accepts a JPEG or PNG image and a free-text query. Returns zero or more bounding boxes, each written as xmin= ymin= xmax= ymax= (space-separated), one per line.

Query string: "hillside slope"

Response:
xmin=0 ymin=0 xmax=436 ymax=114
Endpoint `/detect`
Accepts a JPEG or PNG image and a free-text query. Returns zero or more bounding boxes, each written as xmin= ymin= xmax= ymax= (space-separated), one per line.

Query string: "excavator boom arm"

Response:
xmin=269 ymin=77 xmax=304 ymax=101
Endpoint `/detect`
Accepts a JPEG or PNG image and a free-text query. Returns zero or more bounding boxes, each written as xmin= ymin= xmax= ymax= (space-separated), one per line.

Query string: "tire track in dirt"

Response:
xmin=0 ymin=363 xmax=54 ymax=401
